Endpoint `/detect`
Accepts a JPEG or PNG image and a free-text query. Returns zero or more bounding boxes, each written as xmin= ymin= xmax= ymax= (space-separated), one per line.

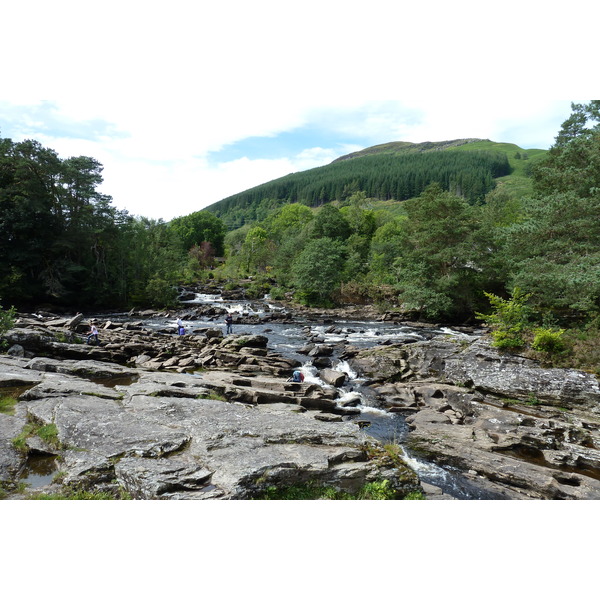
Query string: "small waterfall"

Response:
xmin=305 ymin=356 xmax=500 ymax=499
xmin=333 ymin=359 xmax=358 ymax=380
xmin=136 ymin=292 xmax=495 ymax=499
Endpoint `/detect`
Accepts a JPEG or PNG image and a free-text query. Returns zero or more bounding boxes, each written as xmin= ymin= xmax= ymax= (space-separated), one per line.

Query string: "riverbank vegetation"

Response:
xmin=1 ymin=102 xmax=599 ymax=372
xmin=0 ymin=137 xmax=225 ymax=309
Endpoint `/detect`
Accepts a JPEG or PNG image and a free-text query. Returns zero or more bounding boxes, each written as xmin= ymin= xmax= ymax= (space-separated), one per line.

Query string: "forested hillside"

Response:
xmin=213 ymin=101 xmax=600 ymax=372
xmin=2 ymin=101 xmax=600 ymax=374
xmin=205 ymin=139 xmax=532 ymax=229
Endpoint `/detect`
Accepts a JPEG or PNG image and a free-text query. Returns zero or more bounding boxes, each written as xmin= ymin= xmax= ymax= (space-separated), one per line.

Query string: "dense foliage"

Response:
xmin=213 ymin=102 xmax=600 ymax=370
xmin=3 ymin=101 xmax=600 ymax=373
xmin=0 ymin=136 xmax=224 ymax=309
xmin=207 ymin=148 xmax=511 ymax=228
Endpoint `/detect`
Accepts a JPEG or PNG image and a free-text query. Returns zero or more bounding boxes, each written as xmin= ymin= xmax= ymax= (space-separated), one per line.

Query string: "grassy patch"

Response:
xmin=30 ymin=486 xmax=131 ymax=500
xmin=258 ymin=482 xmax=351 ymax=500
xmin=0 ymin=385 xmax=33 ymax=415
xmin=0 ymin=392 xmax=19 ymax=415
xmin=37 ymin=423 xmax=59 ymax=446
xmin=12 ymin=423 xmax=37 ymax=451
xmin=12 ymin=419 xmax=62 ymax=451
xmin=204 ymin=391 xmax=229 ymax=402
xmin=255 ymin=477 xmax=413 ymax=500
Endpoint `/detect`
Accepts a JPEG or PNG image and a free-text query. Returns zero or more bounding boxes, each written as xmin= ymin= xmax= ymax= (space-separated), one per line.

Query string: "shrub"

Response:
xmin=268 ymin=286 xmax=287 ymax=301
xmin=476 ymin=288 xmax=532 ymax=350
xmin=0 ymin=301 xmax=16 ymax=338
xmin=356 ymin=479 xmax=397 ymax=500
xmin=531 ymin=327 xmax=567 ymax=353
xmin=144 ymin=277 xmax=178 ymax=308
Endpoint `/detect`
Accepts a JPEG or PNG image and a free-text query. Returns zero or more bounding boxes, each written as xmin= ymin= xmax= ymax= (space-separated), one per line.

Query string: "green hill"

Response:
xmin=205 ymin=139 xmax=547 ymax=229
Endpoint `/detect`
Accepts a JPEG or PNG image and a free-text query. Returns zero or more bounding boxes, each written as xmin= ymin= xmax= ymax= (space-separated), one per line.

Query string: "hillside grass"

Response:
xmin=452 ymin=140 xmax=547 ymax=198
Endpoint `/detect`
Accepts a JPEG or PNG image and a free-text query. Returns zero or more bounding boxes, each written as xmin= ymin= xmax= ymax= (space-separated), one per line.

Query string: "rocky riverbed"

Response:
xmin=2 ymin=304 xmax=600 ymax=500
xmin=345 ymin=337 xmax=600 ymax=499
xmin=0 ymin=311 xmax=420 ymax=500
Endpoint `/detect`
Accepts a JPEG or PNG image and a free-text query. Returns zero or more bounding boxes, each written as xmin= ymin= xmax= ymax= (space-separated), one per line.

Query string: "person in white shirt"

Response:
xmin=87 ymin=323 xmax=99 ymax=345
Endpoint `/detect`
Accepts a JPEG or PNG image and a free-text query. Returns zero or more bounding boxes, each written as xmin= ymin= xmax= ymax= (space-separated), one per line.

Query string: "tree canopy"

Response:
xmin=0 ymin=135 xmax=225 ymax=309
xmin=207 ymin=148 xmax=511 ymax=228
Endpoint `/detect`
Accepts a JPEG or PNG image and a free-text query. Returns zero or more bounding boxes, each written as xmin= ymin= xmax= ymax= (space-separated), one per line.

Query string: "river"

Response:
xmin=140 ymin=291 xmax=502 ymax=499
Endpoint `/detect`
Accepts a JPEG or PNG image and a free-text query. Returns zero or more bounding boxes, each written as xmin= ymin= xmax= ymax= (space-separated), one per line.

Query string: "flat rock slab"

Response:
xmin=0 ymin=410 xmax=28 ymax=481
xmin=0 ymin=355 xmax=420 ymax=499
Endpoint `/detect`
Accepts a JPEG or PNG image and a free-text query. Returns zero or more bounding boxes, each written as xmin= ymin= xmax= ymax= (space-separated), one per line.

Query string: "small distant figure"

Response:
xmin=225 ymin=313 xmax=233 ymax=335
xmin=86 ymin=322 xmax=99 ymax=345
xmin=287 ymin=370 xmax=304 ymax=383
xmin=177 ymin=318 xmax=185 ymax=335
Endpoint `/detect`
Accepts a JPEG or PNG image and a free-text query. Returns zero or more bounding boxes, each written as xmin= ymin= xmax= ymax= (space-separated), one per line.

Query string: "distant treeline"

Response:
xmin=207 ymin=150 xmax=511 ymax=229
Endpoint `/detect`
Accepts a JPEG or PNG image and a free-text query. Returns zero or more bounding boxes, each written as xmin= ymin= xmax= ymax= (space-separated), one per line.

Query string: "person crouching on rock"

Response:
xmin=287 ymin=370 xmax=304 ymax=383
xmin=86 ymin=322 xmax=99 ymax=345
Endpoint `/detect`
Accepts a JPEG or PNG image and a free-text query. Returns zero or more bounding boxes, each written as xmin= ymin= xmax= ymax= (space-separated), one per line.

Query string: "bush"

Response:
xmin=267 ymin=286 xmax=287 ymax=301
xmin=356 ymin=479 xmax=397 ymax=500
xmin=531 ymin=327 xmax=567 ymax=353
xmin=0 ymin=302 xmax=16 ymax=337
xmin=476 ymin=288 xmax=532 ymax=350
xmin=544 ymin=321 xmax=600 ymax=374
xmin=144 ymin=277 xmax=178 ymax=308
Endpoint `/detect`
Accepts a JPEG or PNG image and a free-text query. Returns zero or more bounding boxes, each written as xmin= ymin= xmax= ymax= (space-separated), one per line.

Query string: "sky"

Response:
xmin=1 ymin=0 xmax=596 ymax=221
xmin=3 ymin=0 xmax=597 ymax=575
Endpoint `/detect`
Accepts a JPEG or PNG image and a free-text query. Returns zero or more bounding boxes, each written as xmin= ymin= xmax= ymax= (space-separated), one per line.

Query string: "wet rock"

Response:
xmin=350 ymin=336 xmax=600 ymax=499
xmin=7 ymin=344 xmax=25 ymax=358
xmin=320 ymin=368 xmax=346 ymax=387
xmin=309 ymin=344 xmax=333 ymax=357
xmin=205 ymin=328 xmax=224 ymax=339
xmin=311 ymin=356 xmax=332 ymax=368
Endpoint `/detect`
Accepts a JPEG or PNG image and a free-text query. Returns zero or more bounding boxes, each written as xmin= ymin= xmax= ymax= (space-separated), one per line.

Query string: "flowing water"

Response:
xmin=10 ymin=294 xmax=503 ymax=497
xmin=160 ymin=293 xmax=501 ymax=498
xmin=83 ymin=292 xmax=506 ymax=498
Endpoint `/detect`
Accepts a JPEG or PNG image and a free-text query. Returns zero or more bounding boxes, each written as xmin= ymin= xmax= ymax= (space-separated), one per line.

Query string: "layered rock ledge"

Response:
xmin=0 ymin=315 xmax=420 ymax=500
xmin=346 ymin=336 xmax=600 ymax=499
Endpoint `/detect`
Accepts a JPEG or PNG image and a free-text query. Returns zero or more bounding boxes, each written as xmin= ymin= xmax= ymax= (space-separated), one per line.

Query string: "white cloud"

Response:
xmin=1 ymin=1 xmax=596 ymax=220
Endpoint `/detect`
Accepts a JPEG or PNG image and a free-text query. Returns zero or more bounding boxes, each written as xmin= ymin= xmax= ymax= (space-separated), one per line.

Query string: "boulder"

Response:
xmin=7 ymin=345 xmax=25 ymax=358
xmin=320 ymin=368 xmax=347 ymax=387
xmin=66 ymin=314 xmax=84 ymax=330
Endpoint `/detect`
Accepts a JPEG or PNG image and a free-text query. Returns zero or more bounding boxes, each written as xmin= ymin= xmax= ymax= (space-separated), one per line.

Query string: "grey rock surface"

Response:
xmin=349 ymin=337 xmax=600 ymax=499
xmin=0 ymin=352 xmax=419 ymax=500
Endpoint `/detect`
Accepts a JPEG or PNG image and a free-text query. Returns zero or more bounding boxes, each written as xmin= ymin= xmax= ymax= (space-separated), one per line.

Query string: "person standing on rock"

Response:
xmin=176 ymin=318 xmax=185 ymax=335
xmin=86 ymin=322 xmax=99 ymax=345
xmin=225 ymin=313 xmax=233 ymax=335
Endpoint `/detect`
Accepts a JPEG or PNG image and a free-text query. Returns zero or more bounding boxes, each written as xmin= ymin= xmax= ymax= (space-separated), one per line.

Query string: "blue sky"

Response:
xmin=0 ymin=1 xmax=596 ymax=220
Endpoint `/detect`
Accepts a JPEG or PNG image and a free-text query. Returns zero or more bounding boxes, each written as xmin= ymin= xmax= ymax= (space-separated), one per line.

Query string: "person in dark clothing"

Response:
xmin=225 ymin=313 xmax=233 ymax=335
